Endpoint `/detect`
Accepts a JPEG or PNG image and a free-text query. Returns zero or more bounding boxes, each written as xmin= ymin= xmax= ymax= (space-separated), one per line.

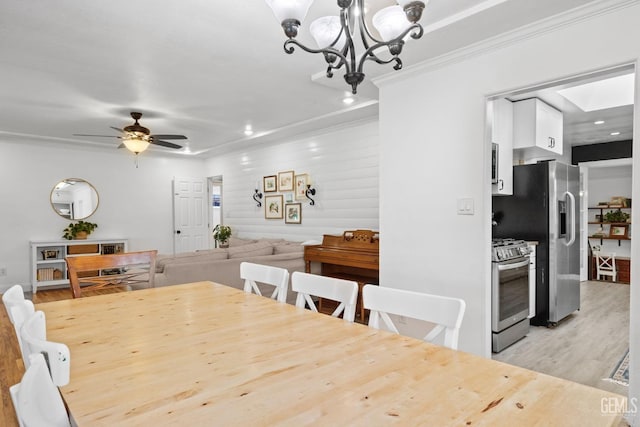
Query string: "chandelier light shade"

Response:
xmin=310 ymin=16 xmax=346 ymax=50
xmin=122 ymin=136 xmax=150 ymax=154
xmin=372 ymin=6 xmax=411 ymax=41
xmin=265 ymin=0 xmax=427 ymax=94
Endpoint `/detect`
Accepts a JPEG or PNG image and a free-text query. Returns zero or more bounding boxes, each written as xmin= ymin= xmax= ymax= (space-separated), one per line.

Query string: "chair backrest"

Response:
xmin=66 ymin=250 xmax=157 ymax=298
xmin=10 ymin=353 xmax=71 ymax=427
xmin=595 ymin=251 xmax=616 ymax=272
xmin=291 ymin=272 xmax=359 ymax=322
xmin=2 ymin=284 xmax=32 ymax=324
xmin=362 ymin=285 xmax=466 ymax=350
xmin=240 ymin=262 xmax=289 ymax=303
xmin=3 ymin=285 xmax=36 ymax=368
xmin=20 ymin=311 xmax=71 ymax=386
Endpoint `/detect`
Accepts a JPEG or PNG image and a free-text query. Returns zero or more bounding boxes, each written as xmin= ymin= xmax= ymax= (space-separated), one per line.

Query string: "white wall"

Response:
xmin=377 ymin=1 xmax=640 ymax=367
xmin=203 ymin=120 xmax=379 ymax=243
xmin=0 ymin=140 xmax=205 ymax=291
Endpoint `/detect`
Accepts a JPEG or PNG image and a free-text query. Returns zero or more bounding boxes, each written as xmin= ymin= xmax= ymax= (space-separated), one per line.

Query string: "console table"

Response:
xmin=30 ymin=239 xmax=128 ymax=293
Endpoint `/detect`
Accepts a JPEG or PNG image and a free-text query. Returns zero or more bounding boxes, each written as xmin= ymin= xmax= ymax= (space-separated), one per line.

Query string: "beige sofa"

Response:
xmin=154 ymin=238 xmax=309 ymax=305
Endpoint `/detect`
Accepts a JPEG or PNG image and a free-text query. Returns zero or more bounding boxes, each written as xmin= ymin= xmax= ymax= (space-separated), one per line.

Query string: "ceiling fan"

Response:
xmin=74 ymin=112 xmax=187 ymax=155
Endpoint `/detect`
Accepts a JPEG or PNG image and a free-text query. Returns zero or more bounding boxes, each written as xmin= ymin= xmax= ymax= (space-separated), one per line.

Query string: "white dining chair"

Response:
xmin=291 ymin=272 xmax=359 ymax=322
xmin=10 ymin=353 xmax=72 ymax=427
xmin=20 ymin=311 xmax=71 ymax=386
xmin=594 ymin=251 xmax=617 ymax=282
xmin=240 ymin=262 xmax=290 ymax=303
xmin=362 ymin=285 xmax=466 ymax=350
xmin=2 ymin=284 xmax=36 ymax=367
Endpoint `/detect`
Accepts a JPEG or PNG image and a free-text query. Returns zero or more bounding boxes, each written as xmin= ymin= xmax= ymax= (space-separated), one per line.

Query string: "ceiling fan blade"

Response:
xmin=150 ymin=134 xmax=187 ymax=140
xmin=150 ymin=139 xmax=182 ymax=149
xmin=110 ymin=126 xmax=126 ymax=133
xmin=73 ymin=133 xmax=119 ymax=138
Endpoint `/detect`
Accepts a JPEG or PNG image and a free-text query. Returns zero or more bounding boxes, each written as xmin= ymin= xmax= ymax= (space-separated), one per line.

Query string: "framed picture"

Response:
xmin=609 ymin=225 xmax=629 ymax=238
xmin=285 ymin=203 xmax=302 ymax=224
xmin=263 ymin=175 xmax=277 ymax=193
xmin=284 ymin=192 xmax=294 ymax=203
xmin=278 ymin=170 xmax=295 ymax=192
xmin=265 ymin=195 xmax=283 ymax=219
xmin=295 ymin=174 xmax=308 ymax=200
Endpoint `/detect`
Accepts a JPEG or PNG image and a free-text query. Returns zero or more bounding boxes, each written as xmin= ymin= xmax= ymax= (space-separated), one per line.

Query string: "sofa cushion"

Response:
xmin=228 ymin=236 xmax=257 ymax=247
xmin=156 ymin=251 xmax=229 ymax=272
xmin=273 ymin=243 xmax=304 ymax=255
xmin=228 ymin=240 xmax=274 ymax=259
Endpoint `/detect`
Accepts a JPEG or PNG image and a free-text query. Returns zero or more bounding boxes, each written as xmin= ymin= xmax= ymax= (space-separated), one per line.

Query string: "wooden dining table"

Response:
xmin=38 ymin=281 xmax=624 ymax=426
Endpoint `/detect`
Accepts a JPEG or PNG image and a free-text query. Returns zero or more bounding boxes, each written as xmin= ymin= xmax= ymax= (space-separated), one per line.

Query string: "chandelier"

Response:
xmin=265 ymin=0 xmax=427 ymax=94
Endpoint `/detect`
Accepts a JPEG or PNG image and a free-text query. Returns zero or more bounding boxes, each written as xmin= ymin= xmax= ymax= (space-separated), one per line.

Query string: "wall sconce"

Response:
xmin=305 ymin=185 xmax=316 ymax=206
xmin=253 ymin=189 xmax=263 ymax=207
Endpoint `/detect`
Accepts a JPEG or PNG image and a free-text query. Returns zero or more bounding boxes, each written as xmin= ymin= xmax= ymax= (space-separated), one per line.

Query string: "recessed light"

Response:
xmin=594 ymin=120 xmax=605 ymax=125
xmin=343 ymin=97 xmax=355 ymax=105
xmin=244 ymin=125 xmax=254 ymax=136
xmin=611 ymin=132 xmax=621 ymax=136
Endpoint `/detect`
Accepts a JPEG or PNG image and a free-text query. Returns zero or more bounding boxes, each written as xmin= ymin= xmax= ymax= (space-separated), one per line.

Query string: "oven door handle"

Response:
xmin=497 ymin=259 xmax=530 ymax=271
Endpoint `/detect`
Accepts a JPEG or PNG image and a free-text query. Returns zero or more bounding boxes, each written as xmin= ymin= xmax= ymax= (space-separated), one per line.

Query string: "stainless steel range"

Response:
xmin=491 ymin=238 xmax=531 ymax=353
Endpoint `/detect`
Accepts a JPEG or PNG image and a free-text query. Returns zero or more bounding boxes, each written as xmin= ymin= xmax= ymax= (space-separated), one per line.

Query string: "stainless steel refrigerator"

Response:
xmin=492 ymin=161 xmax=580 ymax=326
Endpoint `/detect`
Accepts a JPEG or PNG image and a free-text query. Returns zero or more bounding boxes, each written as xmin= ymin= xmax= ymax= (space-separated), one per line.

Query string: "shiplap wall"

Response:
xmin=204 ymin=120 xmax=379 ymax=242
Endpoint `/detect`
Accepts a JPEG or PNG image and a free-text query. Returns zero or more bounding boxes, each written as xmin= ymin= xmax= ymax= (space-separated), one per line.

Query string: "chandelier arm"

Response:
xmin=284 ymin=39 xmax=350 ymax=68
xmin=340 ymin=6 xmax=358 ymax=74
xmin=356 ymin=23 xmax=423 ymax=73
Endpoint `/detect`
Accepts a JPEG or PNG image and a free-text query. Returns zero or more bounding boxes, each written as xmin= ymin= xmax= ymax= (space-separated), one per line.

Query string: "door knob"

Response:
xmin=176 ymin=230 xmax=181 ymax=234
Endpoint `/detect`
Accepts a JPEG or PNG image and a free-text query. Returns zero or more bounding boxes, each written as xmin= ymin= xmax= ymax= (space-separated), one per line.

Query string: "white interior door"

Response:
xmin=173 ymin=177 xmax=208 ymax=254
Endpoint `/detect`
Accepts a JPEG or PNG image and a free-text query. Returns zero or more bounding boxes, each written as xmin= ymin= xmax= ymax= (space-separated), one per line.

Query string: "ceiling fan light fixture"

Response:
xmin=123 ymin=136 xmax=150 ymax=154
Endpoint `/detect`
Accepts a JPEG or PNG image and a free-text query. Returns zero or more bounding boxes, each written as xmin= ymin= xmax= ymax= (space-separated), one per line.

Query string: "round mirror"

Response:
xmin=50 ymin=178 xmax=99 ymax=220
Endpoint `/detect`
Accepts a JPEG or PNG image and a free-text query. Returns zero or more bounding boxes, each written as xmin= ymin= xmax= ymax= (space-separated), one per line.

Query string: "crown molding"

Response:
xmin=373 ymin=0 xmax=639 ymax=88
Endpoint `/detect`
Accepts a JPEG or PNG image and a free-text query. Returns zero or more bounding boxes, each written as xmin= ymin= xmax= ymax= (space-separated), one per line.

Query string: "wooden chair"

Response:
xmin=292 ymin=272 xmax=359 ymax=322
xmin=20 ymin=311 xmax=71 ymax=386
xmin=240 ymin=262 xmax=289 ymax=303
xmin=362 ymin=285 xmax=466 ymax=350
xmin=10 ymin=353 xmax=72 ymax=427
xmin=594 ymin=251 xmax=617 ymax=282
xmin=66 ymin=250 xmax=157 ymax=298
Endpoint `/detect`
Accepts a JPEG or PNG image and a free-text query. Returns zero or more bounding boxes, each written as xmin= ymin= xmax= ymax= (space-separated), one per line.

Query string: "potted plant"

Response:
xmin=212 ymin=224 xmax=232 ymax=248
xmin=604 ymin=209 xmax=630 ymax=223
xmin=63 ymin=220 xmax=98 ymax=240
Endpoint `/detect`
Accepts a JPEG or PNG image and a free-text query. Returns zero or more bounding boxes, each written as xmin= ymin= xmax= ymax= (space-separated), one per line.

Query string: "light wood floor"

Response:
xmin=493 ymin=280 xmax=630 ymax=397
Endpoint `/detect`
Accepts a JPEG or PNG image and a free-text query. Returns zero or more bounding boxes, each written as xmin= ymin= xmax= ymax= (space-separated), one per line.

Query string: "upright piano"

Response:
xmin=304 ymin=229 xmax=379 ymax=321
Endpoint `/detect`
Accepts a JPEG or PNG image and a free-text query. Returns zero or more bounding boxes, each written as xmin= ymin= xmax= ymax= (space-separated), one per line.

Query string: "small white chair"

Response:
xmin=240 ymin=262 xmax=290 ymax=303
xmin=10 ymin=353 xmax=72 ymax=427
xmin=594 ymin=251 xmax=617 ymax=282
xmin=291 ymin=272 xmax=359 ymax=322
xmin=362 ymin=285 xmax=466 ymax=350
xmin=20 ymin=311 xmax=71 ymax=386
xmin=2 ymin=285 xmax=36 ymax=367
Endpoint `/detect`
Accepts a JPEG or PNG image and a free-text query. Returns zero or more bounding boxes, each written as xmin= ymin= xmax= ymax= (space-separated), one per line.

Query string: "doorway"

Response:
xmin=489 ymin=64 xmax=634 ymax=395
xmin=209 ymin=176 xmax=223 ymax=248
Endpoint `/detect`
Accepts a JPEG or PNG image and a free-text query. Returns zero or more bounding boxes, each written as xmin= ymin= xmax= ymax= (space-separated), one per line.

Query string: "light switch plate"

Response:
xmin=457 ymin=198 xmax=474 ymax=215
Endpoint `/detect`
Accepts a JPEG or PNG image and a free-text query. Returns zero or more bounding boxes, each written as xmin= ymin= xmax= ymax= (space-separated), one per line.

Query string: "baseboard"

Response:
xmin=0 ymin=283 xmax=28 ymax=294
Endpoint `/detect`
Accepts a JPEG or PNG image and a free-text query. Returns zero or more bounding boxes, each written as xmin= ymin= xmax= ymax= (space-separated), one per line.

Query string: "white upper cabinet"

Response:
xmin=492 ymin=98 xmax=513 ymax=195
xmin=513 ymin=98 xmax=563 ymax=155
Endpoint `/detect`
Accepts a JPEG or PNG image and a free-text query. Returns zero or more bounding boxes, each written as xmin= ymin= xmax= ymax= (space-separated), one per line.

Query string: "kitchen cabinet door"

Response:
xmin=513 ymin=98 xmax=563 ymax=155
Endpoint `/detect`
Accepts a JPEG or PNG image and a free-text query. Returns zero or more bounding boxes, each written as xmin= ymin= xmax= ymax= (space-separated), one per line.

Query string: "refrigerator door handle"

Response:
xmin=564 ymin=191 xmax=576 ymax=246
